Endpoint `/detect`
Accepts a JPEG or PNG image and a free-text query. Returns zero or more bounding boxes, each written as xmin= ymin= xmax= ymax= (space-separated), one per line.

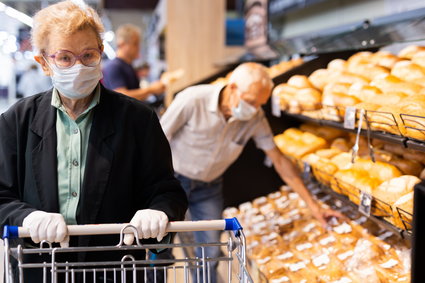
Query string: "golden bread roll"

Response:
xmin=398 ymin=45 xmax=425 ymax=59
xmin=331 ymin=138 xmax=352 ymax=152
xmin=323 ymin=82 xmax=352 ymax=97
xmin=398 ymin=95 xmax=425 ymax=140
xmin=331 ymin=152 xmax=354 ymax=170
xmin=294 ymin=87 xmax=322 ymax=110
xmin=373 ymin=175 xmax=419 ymax=204
xmin=411 ymin=50 xmax=425 ymax=68
xmin=373 ymin=175 xmax=420 ymax=217
xmin=366 ymin=105 xmax=403 ymax=135
xmin=392 ymin=191 xmax=414 ymax=230
xmin=287 ymin=75 xmax=313 ymax=88
xmin=391 ymin=60 xmax=425 ymax=86
xmin=309 ymin=68 xmax=331 ymax=90
xmin=313 ymin=159 xmax=339 ymax=185
xmin=370 ymin=51 xmax=402 ymax=69
xmin=368 ymin=91 xmax=406 ymax=105
xmin=274 ymin=129 xmax=328 ymax=159
xmin=332 ymin=71 xmax=369 ymax=85
xmin=348 ymin=82 xmax=382 ymax=101
xmin=322 ymin=91 xmax=361 ymax=107
xmin=368 ymin=161 xmax=402 ymax=182
xmin=347 ymin=63 xmax=390 ymax=80
xmin=347 ymin=51 xmax=374 ymax=67
xmin=370 ymin=74 xmax=423 ymax=96
xmin=327 ymin=58 xmax=347 ymax=71
xmin=315 ymin=148 xmax=343 ymax=159
xmin=299 ymin=124 xmax=345 ymax=141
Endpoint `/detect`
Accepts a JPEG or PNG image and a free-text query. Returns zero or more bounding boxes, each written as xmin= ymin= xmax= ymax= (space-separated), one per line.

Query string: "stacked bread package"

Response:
xmin=223 ymin=186 xmax=411 ymax=282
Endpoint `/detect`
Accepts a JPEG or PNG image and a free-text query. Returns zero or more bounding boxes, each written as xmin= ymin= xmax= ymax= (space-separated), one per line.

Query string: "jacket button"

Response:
xmin=72 ymin=191 xmax=78 ymax=197
xmin=72 ymin=160 xmax=79 ymax=166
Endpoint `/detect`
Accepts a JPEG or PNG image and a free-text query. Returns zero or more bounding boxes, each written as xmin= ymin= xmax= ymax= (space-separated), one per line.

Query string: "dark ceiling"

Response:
xmin=104 ymin=0 xmax=238 ymax=10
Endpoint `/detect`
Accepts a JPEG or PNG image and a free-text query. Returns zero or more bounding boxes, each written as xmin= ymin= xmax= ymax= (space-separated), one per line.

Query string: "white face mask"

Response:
xmin=232 ymin=97 xmax=258 ymax=121
xmin=48 ymin=62 xmax=103 ymax=100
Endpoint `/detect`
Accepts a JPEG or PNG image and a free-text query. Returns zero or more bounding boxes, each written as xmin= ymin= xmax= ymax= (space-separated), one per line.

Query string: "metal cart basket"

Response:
xmin=3 ymin=218 xmax=253 ymax=283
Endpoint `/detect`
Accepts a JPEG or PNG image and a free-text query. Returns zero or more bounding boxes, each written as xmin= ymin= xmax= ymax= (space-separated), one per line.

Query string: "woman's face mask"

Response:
xmin=47 ymin=60 xmax=102 ymax=100
xmin=231 ymin=95 xmax=258 ymax=121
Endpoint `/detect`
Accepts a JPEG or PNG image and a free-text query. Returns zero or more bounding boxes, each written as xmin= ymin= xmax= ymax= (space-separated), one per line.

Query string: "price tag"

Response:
xmin=271 ymin=93 xmax=281 ymax=117
xmin=359 ymin=191 xmax=372 ymax=217
xmin=344 ymin=106 xmax=356 ymax=129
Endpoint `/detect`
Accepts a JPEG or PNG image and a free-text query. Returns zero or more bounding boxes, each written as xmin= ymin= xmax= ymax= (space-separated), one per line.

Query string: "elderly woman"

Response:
xmin=0 ymin=0 xmax=187 ymax=281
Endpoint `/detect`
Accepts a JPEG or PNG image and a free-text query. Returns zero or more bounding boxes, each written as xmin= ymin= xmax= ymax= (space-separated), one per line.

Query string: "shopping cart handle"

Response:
xmin=3 ymin=218 xmax=243 ymax=239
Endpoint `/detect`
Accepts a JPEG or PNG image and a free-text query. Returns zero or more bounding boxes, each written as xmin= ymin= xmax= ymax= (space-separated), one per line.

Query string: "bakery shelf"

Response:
xmin=406 ymin=139 xmax=425 ymax=152
xmin=303 ymin=173 xmax=412 ymax=241
xmin=281 ymin=111 xmax=408 ymax=147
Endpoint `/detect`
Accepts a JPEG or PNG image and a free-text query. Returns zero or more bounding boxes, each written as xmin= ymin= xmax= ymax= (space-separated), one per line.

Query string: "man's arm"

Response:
xmin=114 ymin=80 xmax=165 ymax=101
xmin=265 ymin=146 xmax=341 ymax=227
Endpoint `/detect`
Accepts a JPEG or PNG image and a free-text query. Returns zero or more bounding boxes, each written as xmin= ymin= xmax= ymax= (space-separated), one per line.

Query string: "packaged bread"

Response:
xmin=391 ymin=60 xmax=425 ymax=86
xmin=398 ymin=45 xmax=425 ymax=59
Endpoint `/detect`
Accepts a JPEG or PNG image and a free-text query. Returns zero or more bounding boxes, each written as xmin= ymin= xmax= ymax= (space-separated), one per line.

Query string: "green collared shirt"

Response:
xmin=52 ymin=85 xmax=100 ymax=224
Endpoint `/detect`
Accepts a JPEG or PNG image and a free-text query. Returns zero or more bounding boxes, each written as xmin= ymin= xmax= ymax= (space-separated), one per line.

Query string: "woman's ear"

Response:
xmin=34 ymin=55 xmax=52 ymax=76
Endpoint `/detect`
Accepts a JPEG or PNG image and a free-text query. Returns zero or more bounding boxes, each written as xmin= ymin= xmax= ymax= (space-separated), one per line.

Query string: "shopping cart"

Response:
xmin=2 ymin=218 xmax=253 ymax=283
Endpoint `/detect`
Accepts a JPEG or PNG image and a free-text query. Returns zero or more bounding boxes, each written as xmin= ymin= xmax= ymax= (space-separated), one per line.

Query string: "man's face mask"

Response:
xmin=231 ymin=93 xmax=258 ymax=121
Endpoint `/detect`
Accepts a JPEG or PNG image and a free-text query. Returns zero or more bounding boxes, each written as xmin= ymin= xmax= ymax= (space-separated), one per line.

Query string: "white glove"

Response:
xmin=22 ymin=211 xmax=69 ymax=248
xmin=124 ymin=209 xmax=168 ymax=245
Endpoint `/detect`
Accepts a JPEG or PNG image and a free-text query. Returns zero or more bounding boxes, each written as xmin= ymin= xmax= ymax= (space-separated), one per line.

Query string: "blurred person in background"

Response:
xmin=0 ymin=1 xmax=187 ymax=282
xmin=160 ymin=62 xmax=341 ymax=283
xmin=102 ymin=24 xmax=166 ymax=101
xmin=17 ymin=63 xmax=52 ymax=98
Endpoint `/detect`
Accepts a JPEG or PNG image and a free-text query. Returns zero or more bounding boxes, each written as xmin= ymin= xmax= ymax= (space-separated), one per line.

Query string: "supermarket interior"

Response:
xmin=1 ymin=0 xmax=425 ymax=282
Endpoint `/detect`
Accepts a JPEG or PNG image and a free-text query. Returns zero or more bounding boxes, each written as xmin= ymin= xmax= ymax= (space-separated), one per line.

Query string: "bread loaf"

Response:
xmin=398 ymin=45 xmax=425 ymax=59
xmin=370 ymin=51 xmax=401 ymax=69
xmin=287 ymin=75 xmax=314 ymax=88
xmin=370 ymin=74 xmax=423 ymax=96
xmin=309 ymin=68 xmax=331 ymax=90
xmin=392 ymin=191 xmax=414 ymax=230
xmin=327 ymin=59 xmax=348 ymax=71
xmin=398 ymin=95 xmax=425 ymax=140
xmin=391 ymin=60 xmax=425 ymax=87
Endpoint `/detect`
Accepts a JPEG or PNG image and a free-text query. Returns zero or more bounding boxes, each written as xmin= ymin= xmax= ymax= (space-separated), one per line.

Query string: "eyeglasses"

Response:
xmin=44 ymin=48 xmax=102 ymax=69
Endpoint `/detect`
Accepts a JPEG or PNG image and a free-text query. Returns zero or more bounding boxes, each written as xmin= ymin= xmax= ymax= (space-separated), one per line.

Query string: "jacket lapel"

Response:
xmin=78 ymin=85 xmax=114 ymax=225
xmin=30 ymin=91 xmax=59 ymax=212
